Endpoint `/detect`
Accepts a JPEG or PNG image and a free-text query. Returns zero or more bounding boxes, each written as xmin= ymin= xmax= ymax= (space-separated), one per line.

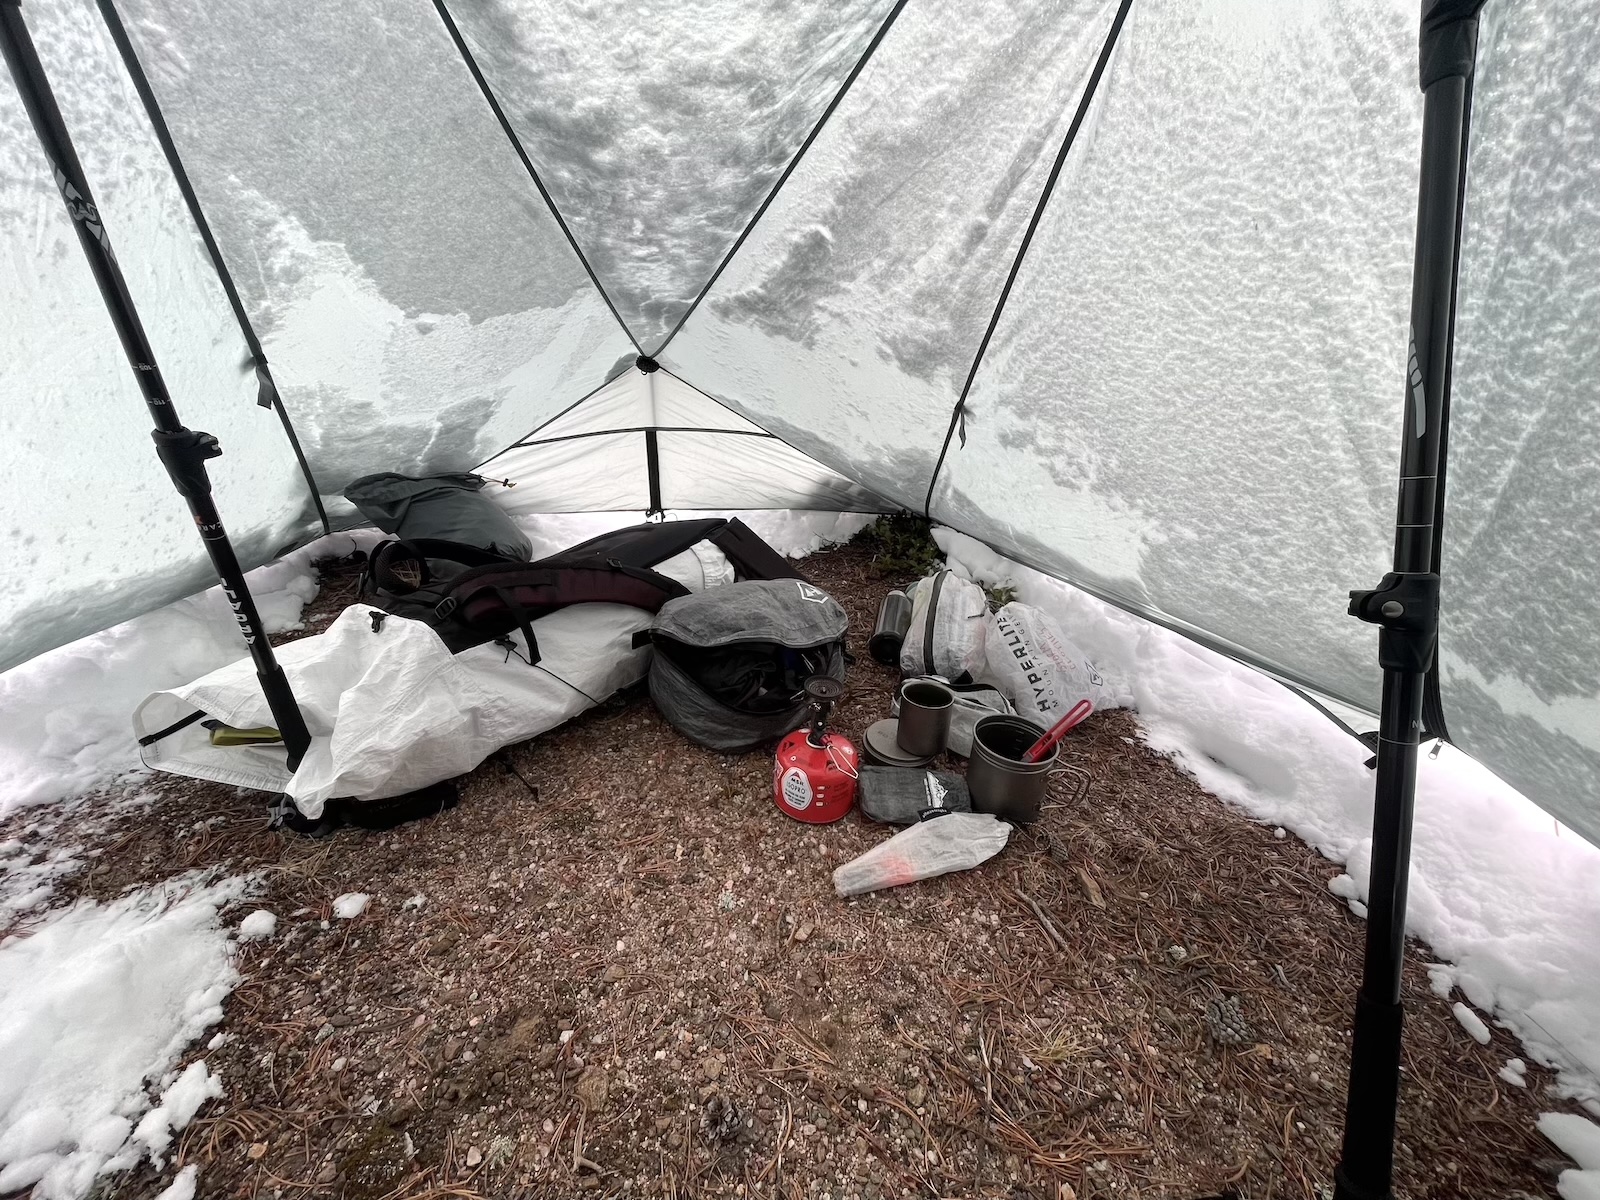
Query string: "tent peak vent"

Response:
xmin=636 ymin=356 xmax=661 ymax=374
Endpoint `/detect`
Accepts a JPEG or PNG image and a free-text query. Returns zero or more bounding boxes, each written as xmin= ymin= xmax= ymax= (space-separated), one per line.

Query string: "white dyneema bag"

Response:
xmin=899 ymin=571 xmax=988 ymax=683
xmin=832 ymin=812 xmax=1011 ymax=896
xmin=982 ymin=602 xmax=1103 ymax=723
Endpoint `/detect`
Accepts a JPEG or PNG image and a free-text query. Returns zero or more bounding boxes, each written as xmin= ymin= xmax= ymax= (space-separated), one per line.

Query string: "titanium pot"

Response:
xmin=896 ymin=678 xmax=954 ymax=758
xmin=967 ymin=714 xmax=1055 ymax=824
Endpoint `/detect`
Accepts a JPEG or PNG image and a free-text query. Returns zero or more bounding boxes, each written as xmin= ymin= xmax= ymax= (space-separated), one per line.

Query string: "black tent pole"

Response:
xmin=1334 ymin=3 xmax=1481 ymax=1199
xmin=1 ymin=0 xmax=312 ymax=771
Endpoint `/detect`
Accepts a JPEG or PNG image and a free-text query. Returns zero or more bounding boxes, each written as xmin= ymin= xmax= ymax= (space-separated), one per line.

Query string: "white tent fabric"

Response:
xmin=483 ymin=365 xmax=887 ymax=513
xmin=0 ymin=0 xmax=308 ymax=671
xmin=2 ymin=0 xmax=1598 ymax=838
xmin=1437 ymin=3 xmax=1600 ymax=840
xmin=441 ymin=0 xmax=902 ymax=349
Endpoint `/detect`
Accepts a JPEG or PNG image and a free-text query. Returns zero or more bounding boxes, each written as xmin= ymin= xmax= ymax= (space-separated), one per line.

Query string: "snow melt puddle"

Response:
xmin=0 ymin=874 xmax=252 ymax=1199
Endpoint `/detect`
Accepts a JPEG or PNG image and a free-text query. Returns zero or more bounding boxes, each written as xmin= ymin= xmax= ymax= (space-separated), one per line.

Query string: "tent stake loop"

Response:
xmin=0 ymin=0 xmax=312 ymax=772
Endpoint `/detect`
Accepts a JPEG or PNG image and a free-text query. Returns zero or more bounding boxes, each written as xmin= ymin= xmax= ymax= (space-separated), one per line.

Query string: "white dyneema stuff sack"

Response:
xmin=899 ymin=571 xmax=988 ymax=683
xmin=832 ymin=812 xmax=1011 ymax=896
xmin=982 ymin=602 xmax=1103 ymax=723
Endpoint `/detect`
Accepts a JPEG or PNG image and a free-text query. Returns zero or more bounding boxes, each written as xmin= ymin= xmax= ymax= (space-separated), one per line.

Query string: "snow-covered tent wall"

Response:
xmin=1 ymin=0 xmax=1597 ymax=838
xmin=1439 ymin=4 xmax=1600 ymax=842
xmin=666 ymin=0 xmax=1422 ymax=714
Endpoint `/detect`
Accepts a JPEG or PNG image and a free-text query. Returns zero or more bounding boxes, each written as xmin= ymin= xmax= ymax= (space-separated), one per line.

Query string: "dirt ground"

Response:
xmin=0 ymin=539 xmax=1582 ymax=1200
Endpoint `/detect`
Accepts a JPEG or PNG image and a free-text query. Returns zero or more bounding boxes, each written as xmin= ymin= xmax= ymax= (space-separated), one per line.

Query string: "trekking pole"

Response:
xmin=1335 ymin=4 xmax=1482 ymax=1198
xmin=1 ymin=0 xmax=312 ymax=770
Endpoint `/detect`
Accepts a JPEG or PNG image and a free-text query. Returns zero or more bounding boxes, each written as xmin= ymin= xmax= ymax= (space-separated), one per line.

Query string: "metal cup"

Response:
xmin=896 ymin=679 xmax=954 ymax=758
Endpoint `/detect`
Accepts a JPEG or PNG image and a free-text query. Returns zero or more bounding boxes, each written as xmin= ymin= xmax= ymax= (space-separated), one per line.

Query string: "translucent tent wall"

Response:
xmin=1 ymin=0 xmax=1597 ymax=840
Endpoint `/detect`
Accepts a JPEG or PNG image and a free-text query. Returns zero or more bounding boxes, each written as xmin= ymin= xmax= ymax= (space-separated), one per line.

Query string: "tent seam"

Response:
xmin=432 ymin=0 xmax=643 ymax=355
xmin=95 ymin=0 xmax=331 ymax=537
xmin=647 ymin=0 xmax=913 ymax=358
xmin=921 ymin=0 xmax=1134 ymax=519
xmin=515 ymin=427 xmax=776 ymax=449
xmin=472 ymin=374 xmax=621 ymax=473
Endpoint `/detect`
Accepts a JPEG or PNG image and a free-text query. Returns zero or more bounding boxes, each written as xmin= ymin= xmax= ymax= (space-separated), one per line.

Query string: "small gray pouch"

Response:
xmin=858 ymin=768 xmax=972 ymax=825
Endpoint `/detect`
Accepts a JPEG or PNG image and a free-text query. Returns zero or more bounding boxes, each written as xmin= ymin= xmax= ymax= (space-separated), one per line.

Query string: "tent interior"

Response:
xmin=2 ymin=0 xmax=1599 ymax=1194
xmin=2 ymin=0 xmax=1595 ymax=845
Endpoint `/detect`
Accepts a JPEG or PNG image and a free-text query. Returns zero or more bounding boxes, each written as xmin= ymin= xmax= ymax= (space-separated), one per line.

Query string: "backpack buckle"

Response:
xmin=434 ymin=596 xmax=459 ymax=620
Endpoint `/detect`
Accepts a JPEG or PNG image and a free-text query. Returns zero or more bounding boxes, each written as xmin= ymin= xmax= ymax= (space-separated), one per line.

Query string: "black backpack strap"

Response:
xmin=709 ymin=518 xmax=808 ymax=582
xmin=491 ymin=584 xmax=541 ymax=665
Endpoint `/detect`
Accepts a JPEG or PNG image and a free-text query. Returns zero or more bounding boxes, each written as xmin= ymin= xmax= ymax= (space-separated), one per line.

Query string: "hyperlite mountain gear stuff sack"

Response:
xmin=982 ymin=602 xmax=1104 ymax=723
xmin=648 ymin=579 xmax=849 ymax=752
xmin=344 ymin=472 xmax=533 ymax=561
xmin=899 ymin=570 xmax=988 ymax=683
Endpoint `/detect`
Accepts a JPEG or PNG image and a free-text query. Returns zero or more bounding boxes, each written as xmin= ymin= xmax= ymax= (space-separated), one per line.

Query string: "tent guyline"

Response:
xmin=94 ymin=0 xmax=331 ymax=537
xmin=922 ymin=0 xmax=1134 ymax=520
xmin=432 ymin=0 xmax=643 ymax=357
xmin=647 ymin=0 xmax=914 ymax=359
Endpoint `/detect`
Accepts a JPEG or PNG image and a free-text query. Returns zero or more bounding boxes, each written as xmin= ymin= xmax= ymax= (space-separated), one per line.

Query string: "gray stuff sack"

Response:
xmin=898 ymin=570 xmax=988 ymax=683
xmin=857 ymin=768 xmax=972 ymax=825
xmin=343 ymin=472 xmax=532 ymax=561
xmin=648 ymin=579 xmax=848 ymax=753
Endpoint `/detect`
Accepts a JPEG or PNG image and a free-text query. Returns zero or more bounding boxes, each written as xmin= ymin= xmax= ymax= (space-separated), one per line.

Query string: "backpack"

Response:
xmin=647 ymin=579 xmax=849 ymax=752
xmin=343 ymin=471 xmax=532 ymax=560
xmin=360 ymin=538 xmax=689 ymax=658
xmin=358 ymin=518 xmax=805 ymax=658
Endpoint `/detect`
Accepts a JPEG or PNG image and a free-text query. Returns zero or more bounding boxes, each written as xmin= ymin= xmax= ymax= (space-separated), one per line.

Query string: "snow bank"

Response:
xmin=1541 ymin=1112 xmax=1600 ymax=1200
xmin=938 ymin=528 xmax=1600 ymax=1105
xmin=0 ymin=534 xmax=369 ymax=816
xmin=0 ymin=875 xmax=247 ymax=1198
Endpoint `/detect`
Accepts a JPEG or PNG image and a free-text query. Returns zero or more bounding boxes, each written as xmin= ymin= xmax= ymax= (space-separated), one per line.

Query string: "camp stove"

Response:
xmin=773 ymin=676 xmax=858 ymax=824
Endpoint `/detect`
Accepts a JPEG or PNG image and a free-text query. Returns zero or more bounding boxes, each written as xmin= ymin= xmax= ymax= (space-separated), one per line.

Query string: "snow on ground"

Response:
xmin=0 ymin=840 xmax=81 ymax=928
xmin=152 ymin=1164 xmax=198 ymax=1200
xmin=236 ymin=910 xmax=277 ymax=941
xmin=939 ymin=528 xmax=1600 ymax=1111
xmin=0 ymin=534 xmax=366 ymax=817
xmin=0 ymin=874 xmax=249 ymax=1199
xmin=1541 ymin=1111 xmax=1600 ymax=1199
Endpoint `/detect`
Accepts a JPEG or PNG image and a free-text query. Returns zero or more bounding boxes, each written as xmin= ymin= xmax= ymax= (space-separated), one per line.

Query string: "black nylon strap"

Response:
xmin=493 ymin=585 xmax=541 ymax=665
xmin=137 ymin=709 xmax=205 ymax=747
